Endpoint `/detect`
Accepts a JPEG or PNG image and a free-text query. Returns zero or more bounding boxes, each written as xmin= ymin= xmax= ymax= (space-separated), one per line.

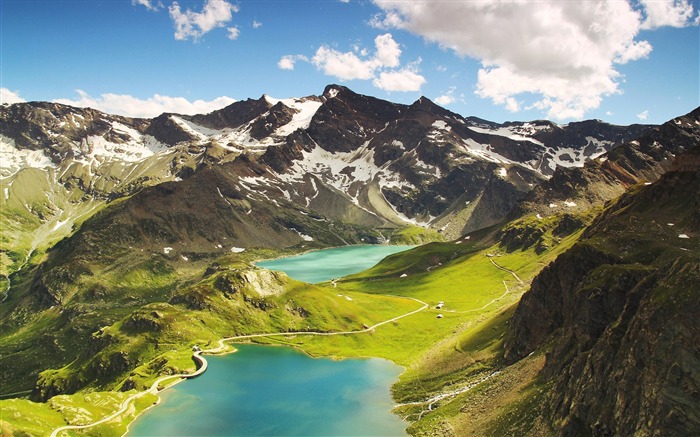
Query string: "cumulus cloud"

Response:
xmin=169 ymin=0 xmax=238 ymax=41
xmin=435 ymin=86 xmax=457 ymax=106
xmin=637 ymin=109 xmax=650 ymax=120
xmin=278 ymin=55 xmax=309 ymax=70
xmin=374 ymin=33 xmax=401 ymax=68
xmin=301 ymin=33 xmax=425 ymax=91
xmin=252 ymin=20 xmax=263 ymax=29
xmin=639 ymin=0 xmax=698 ymax=29
xmin=53 ymin=90 xmax=235 ymax=118
xmin=372 ymin=0 xmax=696 ymax=119
xmin=373 ymin=69 xmax=426 ymax=92
xmin=132 ymin=0 xmax=162 ymax=11
xmin=1 ymin=88 xmax=26 ymax=105
xmin=312 ymin=46 xmax=377 ymax=80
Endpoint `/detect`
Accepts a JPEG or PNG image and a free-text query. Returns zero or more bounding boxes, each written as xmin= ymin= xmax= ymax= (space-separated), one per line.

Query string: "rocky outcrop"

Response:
xmin=504 ymin=145 xmax=700 ymax=436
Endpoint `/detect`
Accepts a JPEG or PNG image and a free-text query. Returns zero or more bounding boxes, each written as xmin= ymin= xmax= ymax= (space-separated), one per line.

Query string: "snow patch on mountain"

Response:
xmin=0 ymin=135 xmax=54 ymax=177
xmin=468 ymin=124 xmax=545 ymax=146
xmin=77 ymin=134 xmax=169 ymax=164
xmin=461 ymin=138 xmax=515 ymax=165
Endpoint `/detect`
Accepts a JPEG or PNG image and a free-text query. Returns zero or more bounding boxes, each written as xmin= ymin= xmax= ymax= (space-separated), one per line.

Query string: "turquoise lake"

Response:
xmin=256 ymin=245 xmax=414 ymax=283
xmin=128 ymin=245 xmax=415 ymax=436
xmin=128 ymin=345 xmax=407 ymax=436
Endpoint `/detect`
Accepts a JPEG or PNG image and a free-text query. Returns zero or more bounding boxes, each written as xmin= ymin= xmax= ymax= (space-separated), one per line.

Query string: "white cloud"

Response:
xmin=639 ymin=0 xmax=697 ymax=29
xmin=373 ymin=69 xmax=426 ymax=91
xmin=278 ymin=55 xmax=309 ymax=70
xmin=434 ymin=94 xmax=453 ymax=106
xmin=372 ymin=0 xmax=679 ymax=119
xmin=312 ymin=46 xmax=376 ymax=80
xmin=637 ymin=109 xmax=649 ymax=120
xmin=227 ymin=26 xmax=240 ymax=40
xmin=169 ymin=0 xmax=238 ymax=41
xmin=53 ymin=90 xmax=236 ymax=118
xmin=132 ymin=0 xmax=161 ymax=11
xmin=1 ymin=88 xmax=25 ymax=105
xmin=374 ymin=33 xmax=401 ymax=68
xmin=252 ymin=20 xmax=263 ymax=29
xmin=434 ymin=86 xmax=456 ymax=105
xmin=369 ymin=11 xmax=404 ymax=29
xmin=308 ymin=33 xmax=425 ymax=91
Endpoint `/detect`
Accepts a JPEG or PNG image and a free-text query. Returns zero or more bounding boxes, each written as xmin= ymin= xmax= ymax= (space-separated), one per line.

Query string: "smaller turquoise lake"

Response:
xmin=128 ymin=345 xmax=407 ymax=436
xmin=256 ymin=245 xmax=414 ymax=283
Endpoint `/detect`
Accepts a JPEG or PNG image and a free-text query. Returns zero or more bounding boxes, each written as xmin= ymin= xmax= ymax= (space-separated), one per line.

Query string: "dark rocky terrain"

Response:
xmin=504 ymin=143 xmax=700 ymax=436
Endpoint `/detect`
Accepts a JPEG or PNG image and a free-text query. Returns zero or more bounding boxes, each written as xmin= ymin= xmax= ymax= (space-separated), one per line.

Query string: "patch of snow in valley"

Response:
xmin=564 ymin=201 xmax=577 ymax=207
xmin=230 ymin=247 xmax=246 ymax=253
xmin=163 ymin=247 xmax=174 ymax=254
xmin=0 ymin=135 xmax=54 ymax=177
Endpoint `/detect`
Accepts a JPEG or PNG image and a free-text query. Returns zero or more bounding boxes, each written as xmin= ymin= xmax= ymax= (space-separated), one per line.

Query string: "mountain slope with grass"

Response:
xmin=0 ymin=89 xmax=696 ymax=437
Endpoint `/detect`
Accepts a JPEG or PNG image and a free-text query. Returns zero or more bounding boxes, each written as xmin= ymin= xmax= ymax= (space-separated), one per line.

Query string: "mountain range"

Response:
xmin=0 ymin=85 xmax=698 ymax=436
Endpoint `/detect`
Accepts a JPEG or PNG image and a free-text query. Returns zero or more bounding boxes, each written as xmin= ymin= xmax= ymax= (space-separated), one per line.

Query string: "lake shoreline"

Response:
xmin=128 ymin=345 xmax=409 ymax=436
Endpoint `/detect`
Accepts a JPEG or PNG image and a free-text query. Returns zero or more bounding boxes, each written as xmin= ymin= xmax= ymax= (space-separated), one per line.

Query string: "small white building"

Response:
xmin=436 ymin=314 xmax=444 ymax=319
xmin=436 ymin=303 xmax=444 ymax=309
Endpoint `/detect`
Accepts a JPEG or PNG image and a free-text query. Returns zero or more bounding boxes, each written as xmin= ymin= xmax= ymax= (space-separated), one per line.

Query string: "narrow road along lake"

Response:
xmin=128 ymin=345 xmax=407 ymax=436
xmin=256 ymin=245 xmax=414 ymax=283
xmin=129 ymin=245 xmax=415 ymax=436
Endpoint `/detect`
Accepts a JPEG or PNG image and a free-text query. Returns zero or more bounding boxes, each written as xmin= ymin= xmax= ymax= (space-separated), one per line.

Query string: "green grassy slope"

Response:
xmin=0 ymin=208 xmax=591 ymax=436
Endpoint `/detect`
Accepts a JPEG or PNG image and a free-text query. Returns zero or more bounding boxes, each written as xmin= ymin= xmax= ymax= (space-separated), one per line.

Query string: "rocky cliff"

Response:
xmin=504 ymin=145 xmax=700 ymax=436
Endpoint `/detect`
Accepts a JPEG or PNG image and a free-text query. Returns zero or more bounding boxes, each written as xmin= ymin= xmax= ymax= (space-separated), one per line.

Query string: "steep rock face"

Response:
xmin=504 ymin=145 xmax=700 ymax=436
xmin=188 ymin=96 xmax=272 ymax=130
xmin=306 ymin=85 xmax=403 ymax=153
xmin=145 ymin=113 xmax=197 ymax=145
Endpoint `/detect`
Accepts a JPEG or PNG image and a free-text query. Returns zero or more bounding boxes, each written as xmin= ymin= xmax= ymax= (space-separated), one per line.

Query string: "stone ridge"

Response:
xmin=503 ymin=143 xmax=700 ymax=436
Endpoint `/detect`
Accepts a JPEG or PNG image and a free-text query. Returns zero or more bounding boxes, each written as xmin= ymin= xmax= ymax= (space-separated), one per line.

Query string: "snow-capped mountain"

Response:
xmin=0 ymin=85 xmax=654 ymax=282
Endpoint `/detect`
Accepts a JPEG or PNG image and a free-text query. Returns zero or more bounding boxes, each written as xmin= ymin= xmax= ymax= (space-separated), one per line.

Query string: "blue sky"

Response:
xmin=1 ymin=0 xmax=698 ymax=125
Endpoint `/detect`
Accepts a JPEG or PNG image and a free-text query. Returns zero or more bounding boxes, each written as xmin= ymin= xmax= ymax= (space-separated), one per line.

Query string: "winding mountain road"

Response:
xmin=49 ymin=296 xmax=428 ymax=437
xmin=489 ymin=258 xmax=524 ymax=284
xmin=50 ymin=260 xmax=524 ymax=436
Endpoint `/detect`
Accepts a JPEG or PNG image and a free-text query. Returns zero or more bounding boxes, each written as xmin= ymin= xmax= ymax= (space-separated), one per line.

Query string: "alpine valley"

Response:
xmin=0 ymin=85 xmax=698 ymax=436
